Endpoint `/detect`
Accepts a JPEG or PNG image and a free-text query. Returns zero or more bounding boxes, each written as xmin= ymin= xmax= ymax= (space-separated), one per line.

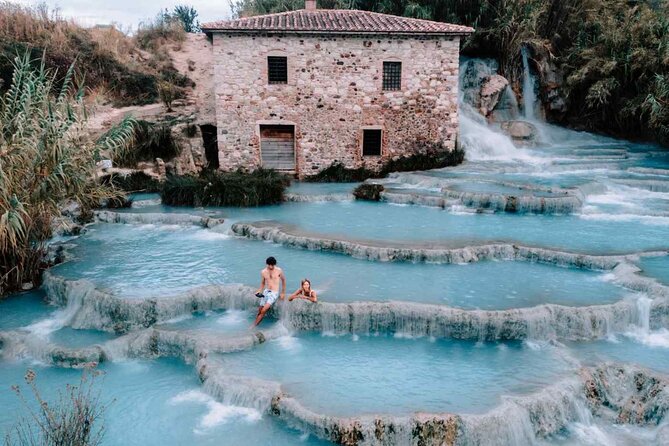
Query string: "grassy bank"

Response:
xmin=307 ymin=147 xmax=465 ymax=182
xmin=0 ymin=3 xmax=191 ymax=107
xmin=161 ymin=169 xmax=290 ymax=207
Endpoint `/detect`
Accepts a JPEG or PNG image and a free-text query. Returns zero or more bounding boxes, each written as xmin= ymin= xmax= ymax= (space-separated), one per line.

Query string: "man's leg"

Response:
xmin=252 ymin=303 xmax=272 ymax=327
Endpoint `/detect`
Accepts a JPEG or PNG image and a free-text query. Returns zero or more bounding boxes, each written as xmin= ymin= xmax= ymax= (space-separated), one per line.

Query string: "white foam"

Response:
xmin=169 ymin=389 xmax=261 ymax=432
xmin=274 ymin=335 xmax=301 ymax=351
xmin=187 ymin=229 xmax=231 ymax=241
xmin=216 ymin=310 xmax=247 ymax=327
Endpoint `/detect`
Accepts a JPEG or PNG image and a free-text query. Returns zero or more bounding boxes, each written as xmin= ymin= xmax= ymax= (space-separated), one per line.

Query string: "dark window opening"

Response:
xmin=268 ymin=56 xmax=288 ymax=84
xmin=200 ymin=124 xmax=219 ymax=169
xmin=362 ymin=129 xmax=382 ymax=157
xmin=382 ymin=61 xmax=402 ymax=91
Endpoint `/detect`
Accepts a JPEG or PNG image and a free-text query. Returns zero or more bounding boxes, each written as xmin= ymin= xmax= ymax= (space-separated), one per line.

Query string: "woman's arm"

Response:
xmin=288 ymin=288 xmax=301 ymax=301
xmin=307 ymin=291 xmax=318 ymax=303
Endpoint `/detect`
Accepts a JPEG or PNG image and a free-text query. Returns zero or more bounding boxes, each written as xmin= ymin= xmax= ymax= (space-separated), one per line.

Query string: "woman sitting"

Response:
xmin=288 ymin=279 xmax=318 ymax=303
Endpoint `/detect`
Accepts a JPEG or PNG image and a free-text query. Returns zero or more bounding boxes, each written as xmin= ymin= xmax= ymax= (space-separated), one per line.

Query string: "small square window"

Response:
xmin=268 ymin=56 xmax=287 ymax=84
xmin=362 ymin=129 xmax=382 ymax=157
xmin=382 ymin=61 xmax=401 ymax=91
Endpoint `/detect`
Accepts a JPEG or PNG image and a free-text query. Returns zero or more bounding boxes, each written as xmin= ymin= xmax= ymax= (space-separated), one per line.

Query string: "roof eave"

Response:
xmin=201 ymin=28 xmax=474 ymax=37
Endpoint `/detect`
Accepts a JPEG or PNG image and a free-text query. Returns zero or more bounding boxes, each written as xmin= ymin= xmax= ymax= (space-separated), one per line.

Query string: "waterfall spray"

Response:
xmin=521 ymin=47 xmax=538 ymax=121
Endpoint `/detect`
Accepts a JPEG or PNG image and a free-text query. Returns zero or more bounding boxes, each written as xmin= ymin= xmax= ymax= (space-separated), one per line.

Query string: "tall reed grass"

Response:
xmin=0 ymin=53 xmax=134 ymax=297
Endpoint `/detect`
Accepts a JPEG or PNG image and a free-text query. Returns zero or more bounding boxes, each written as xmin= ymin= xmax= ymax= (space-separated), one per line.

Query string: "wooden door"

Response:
xmin=260 ymin=125 xmax=295 ymax=171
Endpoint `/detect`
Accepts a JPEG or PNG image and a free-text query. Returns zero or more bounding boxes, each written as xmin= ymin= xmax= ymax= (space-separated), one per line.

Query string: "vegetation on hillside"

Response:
xmin=103 ymin=118 xmax=182 ymax=167
xmin=231 ymin=0 xmax=669 ymax=145
xmin=0 ymin=3 xmax=194 ymax=107
xmin=161 ymin=169 xmax=289 ymax=207
xmin=0 ymin=55 xmax=133 ymax=297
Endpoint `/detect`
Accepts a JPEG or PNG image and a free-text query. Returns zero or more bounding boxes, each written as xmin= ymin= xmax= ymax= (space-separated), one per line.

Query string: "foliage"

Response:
xmin=100 ymin=172 xmax=161 ymax=193
xmin=307 ymin=146 xmax=465 ymax=182
xmin=0 ymin=54 xmax=132 ymax=296
xmin=4 ymin=367 xmax=107 ymax=446
xmin=158 ymin=80 xmax=177 ymax=111
xmin=306 ymin=162 xmax=373 ymax=182
xmin=136 ymin=9 xmax=186 ymax=52
xmin=353 ymin=183 xmax=384 ymax=201
xmin=161 ymin=169 xmax=289 ymax=207
xmin=108 ymin=119 xmax=181 ymax=167
xmin=173 ymin=5 xmax=200 ymax=32
xmin=0 ymin=3 xmax=162 ymax=106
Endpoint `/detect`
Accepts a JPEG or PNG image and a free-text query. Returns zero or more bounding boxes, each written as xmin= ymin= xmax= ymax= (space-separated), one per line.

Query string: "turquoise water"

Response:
xmin=286 ymin=182 xmax=358 ymax=195
xmin=639 ymin=255 xmax=669 ymax=285
xmin=117 ymin=200 xmax=669 ymax=254
xmin=2 ymin=117 xmax=669 ymax=444
xmin=0 ymin=290 xmax=54 ymax=330
xmin=52 ymin=223 xmax=629 ymax=309
xmin=218 ymin=334 xmax=573 ymax=416
xmin=160 ymin=309 xmax=279 ymax=333
xmin=0 ymin=358 xmax=326 ymax=445
xmin=568 ymin=335 xmax=669 ymax=375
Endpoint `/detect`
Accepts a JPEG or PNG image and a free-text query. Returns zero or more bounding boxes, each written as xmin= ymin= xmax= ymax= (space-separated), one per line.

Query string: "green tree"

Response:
xmin=173 ymin=5 xmax=200 ymax=32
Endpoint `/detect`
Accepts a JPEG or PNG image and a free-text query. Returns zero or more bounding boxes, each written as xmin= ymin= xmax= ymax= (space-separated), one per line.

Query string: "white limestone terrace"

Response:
xmin=2 ymin=309 xmax=668 ymax=445
xmin=230 ymin=221 xmax=668 ymax=269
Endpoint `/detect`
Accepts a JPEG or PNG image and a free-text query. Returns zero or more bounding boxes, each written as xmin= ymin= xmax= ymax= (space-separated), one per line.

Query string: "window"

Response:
xmin=362 ymin=129 xmax=382 ymax=156
xmin=382 ymin=61 xmax=401 ymax=91
xmin=267 ymin=56 xmax=288 ymax=84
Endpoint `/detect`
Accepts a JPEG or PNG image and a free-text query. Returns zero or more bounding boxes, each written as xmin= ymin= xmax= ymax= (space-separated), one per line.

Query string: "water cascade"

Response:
xmin=2 ymin=58 xmax=669 ymax=446
xmin=521 ymin=46 xmax=539 ymax=120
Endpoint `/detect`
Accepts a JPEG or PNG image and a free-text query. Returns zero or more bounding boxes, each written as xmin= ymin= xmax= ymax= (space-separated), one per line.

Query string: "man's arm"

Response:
xmin=256 ymin=272 xmax=265 ymax=294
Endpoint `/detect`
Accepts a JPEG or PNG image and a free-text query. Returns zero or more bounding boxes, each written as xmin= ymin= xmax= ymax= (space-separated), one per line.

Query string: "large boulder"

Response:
xmin=479 ymin=74 xmax=509 ymax=117
xmin=500 ymin=120 xmax=538 ymax=142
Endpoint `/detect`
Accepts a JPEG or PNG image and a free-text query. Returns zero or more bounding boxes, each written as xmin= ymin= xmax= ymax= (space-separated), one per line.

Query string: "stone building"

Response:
xmin=202 ymin=2 xmax=473 ymax=177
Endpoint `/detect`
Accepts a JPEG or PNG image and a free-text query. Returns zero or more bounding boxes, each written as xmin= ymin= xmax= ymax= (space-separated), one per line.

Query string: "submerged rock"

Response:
xmin=500 ymin=120 xmax=538 ymax=142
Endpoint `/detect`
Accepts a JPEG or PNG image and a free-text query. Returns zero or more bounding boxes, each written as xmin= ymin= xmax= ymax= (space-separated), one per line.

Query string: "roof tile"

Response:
xmin=202 ymin=9 xmax=474 ymax=35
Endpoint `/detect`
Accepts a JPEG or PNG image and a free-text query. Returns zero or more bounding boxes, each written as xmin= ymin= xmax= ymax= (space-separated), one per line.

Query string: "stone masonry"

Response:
xmin=204 ymin=9 xmax=472 ymax=178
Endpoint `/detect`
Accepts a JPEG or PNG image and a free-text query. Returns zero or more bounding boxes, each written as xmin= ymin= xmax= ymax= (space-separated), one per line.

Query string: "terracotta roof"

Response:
xmin=202 ymin=9 xmax=474 ymax=35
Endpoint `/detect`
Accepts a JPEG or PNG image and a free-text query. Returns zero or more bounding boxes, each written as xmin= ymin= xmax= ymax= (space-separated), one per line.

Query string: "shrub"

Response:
xmin=136 ymin=10 xmax=186 ymax=52
xmin=0 ymin=54 xmax=132 ymax=297
xmin=308 ymin=146 xmax=466 ymax=183
xmin=379 ymin=146 xmax=465 ymax=176
xmin=305 ymin=162 xmax=374 ymax=182
xmin=353 ymin=184 xmax=384 ymax=201
xmin=173 ymin=5 xmax=200 ymax=33
xmin=161 ymin=169 xmax=289 ymax=207
xmin=109 ymin=120 xmax=181 ymax=167
xmin=100 ymin=172 xmax=161 ymax=193
xmin=5 ymin=367 xmax=108 ymax=446
xmin=0 ymin=3 xmax=160 ymax=107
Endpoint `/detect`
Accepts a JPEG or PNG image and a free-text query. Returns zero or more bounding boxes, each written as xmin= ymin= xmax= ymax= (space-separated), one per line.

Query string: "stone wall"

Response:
xmin=212 ymin=32 xmax=461 ymax=177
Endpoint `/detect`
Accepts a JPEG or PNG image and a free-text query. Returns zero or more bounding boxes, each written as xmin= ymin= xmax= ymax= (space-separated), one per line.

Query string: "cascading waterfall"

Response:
xmin=521 ymin=46 xmax=538 ymax=121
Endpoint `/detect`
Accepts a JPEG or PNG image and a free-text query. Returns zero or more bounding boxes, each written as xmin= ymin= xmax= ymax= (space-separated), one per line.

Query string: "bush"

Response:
xmin=109 ymin=120 xmax=182 ymax=167
xmin=307 ymin=146 xmax=465 ymax=183
xmin=0 ymin=3 xmax=161 ymax=107
xmin=100 ymin=172 xmax=161 ymax=193
xmin=161 ymin=169 xmax=290 ymax=207
xmin=5 ymin=367 xmax=108 ymax=446
xmin=136 ymin=10 xmax=186 ymax=52
xmin=305 ymin=162 xmax=374 ymax=182
xmin=353 ymin=184 xmax=384 ymax=201
xmin=379 ymin=146 xmax=465 ymax=176
xmin=0 ymin=54 xmax=131 ymax=297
